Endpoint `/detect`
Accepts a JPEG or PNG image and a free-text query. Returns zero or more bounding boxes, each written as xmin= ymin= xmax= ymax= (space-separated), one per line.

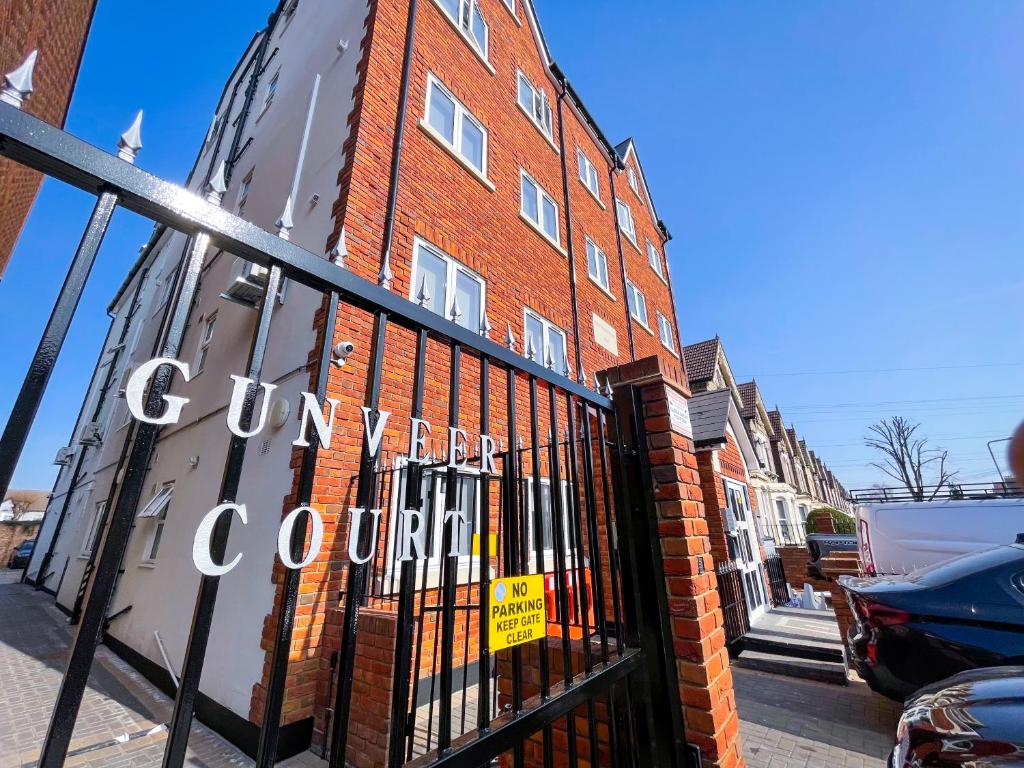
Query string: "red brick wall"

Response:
xmin=0 ymin=0 xmax=96 ymax=275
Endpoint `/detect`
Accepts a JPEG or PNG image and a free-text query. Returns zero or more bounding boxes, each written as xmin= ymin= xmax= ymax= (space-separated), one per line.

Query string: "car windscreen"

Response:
xmin=18 ymin=542 xmax=33 ymax=552
xmin=906 ymin=545 xmax=1024 ymax=587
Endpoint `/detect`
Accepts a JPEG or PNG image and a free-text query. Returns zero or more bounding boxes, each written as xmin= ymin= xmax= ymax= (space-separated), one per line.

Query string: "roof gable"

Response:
xmin=683 ymin=338 xmax=720 ymax=384
xmin=614 ymin=138 xmax=665 ymax=236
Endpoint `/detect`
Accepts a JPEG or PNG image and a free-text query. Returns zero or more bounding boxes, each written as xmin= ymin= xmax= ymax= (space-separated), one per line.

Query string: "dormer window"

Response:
xmin=438 ymin=0 xmax=489 ymax=60
xmin=517 ymin=71 xmax=553 ymax=140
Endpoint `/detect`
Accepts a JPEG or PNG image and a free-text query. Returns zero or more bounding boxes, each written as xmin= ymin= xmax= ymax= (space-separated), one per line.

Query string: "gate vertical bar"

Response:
xmin=388 ymin=328 xmax=428 ymax=768
xmin=436 ymin=343 xmax=461 ymax=751
xmin=255 ymin=290 xmax=340 ymax=767
xmin=476 ymin=356 xmax=492 ymax=733
xmin=329 ymin=310 xmax=389 ymax=767
xmin=163 ymin=263 xmax=283 ymax=767
xmin=0 ymin=192 xmax=117 ymax=501
xmin=505 ymin=365 xmax=525 ymax=768
xmin=38 ymin=231 xmax=212 ymax=768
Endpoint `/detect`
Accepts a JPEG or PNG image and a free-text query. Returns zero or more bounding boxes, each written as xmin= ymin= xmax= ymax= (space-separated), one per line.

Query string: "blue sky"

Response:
xmin=2 ymin=0 xmax=1022 ymax=492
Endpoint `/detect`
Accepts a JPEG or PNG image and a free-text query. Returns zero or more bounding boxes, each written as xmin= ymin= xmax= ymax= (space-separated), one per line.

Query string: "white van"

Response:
xmin=855 ymin=498 xmax=1024 ymax=575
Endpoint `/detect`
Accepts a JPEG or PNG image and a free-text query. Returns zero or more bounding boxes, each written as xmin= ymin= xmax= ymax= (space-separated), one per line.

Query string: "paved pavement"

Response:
xmin=736 ymin=667 xmax=902 ymax=768
xmin=1 ymin=570 xmax=901 ymax=767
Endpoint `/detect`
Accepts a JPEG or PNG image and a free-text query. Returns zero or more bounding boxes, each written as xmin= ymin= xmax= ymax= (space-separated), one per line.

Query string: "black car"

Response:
xmin=840 ymin=543 xmax=1024 ymax=702
xmin=7 ymin=539 xmax=34 ymax=569
xmin=892 ymin=666 xmax=1024 ymax=767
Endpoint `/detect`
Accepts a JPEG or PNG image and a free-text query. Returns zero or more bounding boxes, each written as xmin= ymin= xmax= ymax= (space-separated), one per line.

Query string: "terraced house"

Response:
xmin=26 ymin=1 xmax=748 ymax=766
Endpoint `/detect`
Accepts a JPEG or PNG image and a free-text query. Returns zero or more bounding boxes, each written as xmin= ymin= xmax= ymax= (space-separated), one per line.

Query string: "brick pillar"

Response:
xmin=604 ymin=357 xmax=745 ymax=768
xmin=346 ymin=609 xmax=398 ymax=768
xmin=820 ymin=555 xmax=863 ymax=657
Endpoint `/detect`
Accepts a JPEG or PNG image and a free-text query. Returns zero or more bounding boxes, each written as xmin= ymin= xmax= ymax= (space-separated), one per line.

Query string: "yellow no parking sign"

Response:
xmin=487 ymin=575 xmax=546 ymax=652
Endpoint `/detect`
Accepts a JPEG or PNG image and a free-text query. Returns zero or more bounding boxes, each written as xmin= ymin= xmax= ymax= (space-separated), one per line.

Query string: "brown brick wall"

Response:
xmin=0 ymin=521 xmax=40 ymax=565
xmin=0 ymin=0 xmax=96 ymax=275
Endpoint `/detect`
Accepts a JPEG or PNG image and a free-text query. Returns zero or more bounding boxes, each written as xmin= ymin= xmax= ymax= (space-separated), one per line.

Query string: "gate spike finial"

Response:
xmin=206 ymin=161 xmax=227 ymax=205
xmin=594 ymin=373 xmax=602 ymax=391
xmin=578 ymin=359 xmax=586 ymax=386
xmin=544 ymin=344 xmax=554 ymax=370
xmin=330 ymin=227 xmax=348 ymax=267
xmin=562 ymin=348 xmax=571 ymax=377
xmin=525 ymin=334 xmax=536 ymax=361
xmin=601 ymin=376 xmax=613 ymax=397
xmin=117 ymin=111 xmax=144 ymax=164
xmin=379 ymin=249 xmax=394 ymax=289
xmin=482 ymin=313 xmax=492 ymax=338
xmin=449 ymin=295 xmax=462 ymax=323
xmin=415 ymin=275 xmax=431 ymax=307
xmin=505 ymin=322 xmax=516 ymax=351
xmin=1 ymin=50 xmax=37 ymax=108
xmin=276 ymin=196 xmax=294 ymax=240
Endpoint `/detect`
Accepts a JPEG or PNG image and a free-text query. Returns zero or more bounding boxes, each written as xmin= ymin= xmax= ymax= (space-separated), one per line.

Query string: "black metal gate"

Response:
xmin=0 ymin=92 xmax=685 ymax=768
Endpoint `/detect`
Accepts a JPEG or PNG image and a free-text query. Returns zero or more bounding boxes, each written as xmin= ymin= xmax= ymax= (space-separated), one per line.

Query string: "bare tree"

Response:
xmin=1 ymin=491 xmax=45 ymax=521
xmin=865 ymin=417 xmax=958 ymax=501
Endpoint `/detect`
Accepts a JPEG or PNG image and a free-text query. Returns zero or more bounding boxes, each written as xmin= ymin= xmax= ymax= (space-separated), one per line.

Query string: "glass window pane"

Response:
xmin=547 ymin=328 xmax=566 ymax=374
xmin=518 ymin=75 xmax=534 ymax=112
xmin=521 ymin=175 xmax=539 ymax=222
xmin=586 ymin=241 xmax=598 ymax=279
xmin=454 ymin=270 xmax=481 ymax=331
xmin=525 ymin=314 xmax=544 ymax=361
xmin=416 ymin=246 xmax=447 ymax=317
xmin=429 ymin=85 xmax=456 ymax=144
xmin=461 ymin=117 xmax=484 ymax=171
xmin=542 ymin=196 xmax=558 ymax=239
xmin=578 ymin=150 xmax=587 ymax=182
xmin=470 ymin=5 xmax=487 ymax=52
xmin=439 ymin=0 xmax=458 ymax=17
xmin=626 ymin=284 xmax=636 ymax=315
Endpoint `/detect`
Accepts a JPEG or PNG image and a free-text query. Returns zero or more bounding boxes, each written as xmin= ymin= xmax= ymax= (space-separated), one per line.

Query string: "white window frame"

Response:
xmin=434 ymin=0 xmax=490 ymax=63
xmin=261 ymin=70 xmax=279 ymax=115
xmin=647 ymin=239 xmax=664 ymax=280
xmin=381 ymin=462 xmax=487 ymax=590
xmin=657 ymin=311 xmax=675 ymax=352
xmin=615 ymin=198 xmax=637 ymax=246
xmin=502 ymin=0 xmax=517 ymax=18
xmin=626 ymin=281 xmax=649 ymax=328
xmin=627 ymin=166 xmax=640 ymax=196
xmin=139 ymin=483 xmax=174 ymax=566
xmin=577 ymin=149 xmax=601 ymax=202
xmin=520 ymin=170 xmax=561 ymax=247
xmin=585 ymin=238 xmax=612 ymax=297
xmin=423 ymin=74 xmax=489 ymax=179
xmin=194 ymin=313 xmax=217 ymax=375
xmin=521 ymin=476 xmax=574 ymax=572
xmin=237 ymin=169 xmax=253 ymax=216
xmin=524 ymin=308 xmax=568 ymax=375
xmin=81 ymin=501 xmax=105 ymax=557
xmin=516 ymin=70 xmax=554 ymax=142
xmin=409 ymin=238 xmax=487 ymax=332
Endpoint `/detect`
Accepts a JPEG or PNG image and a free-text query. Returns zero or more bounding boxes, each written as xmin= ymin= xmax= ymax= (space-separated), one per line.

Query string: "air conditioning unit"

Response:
xmin=53 ymin=446 xmax=75 ymax=466
xmin=220 ymin=258 xmax=269 ymax=308
xmin=78 ymin=422 xmax=104 ymax=447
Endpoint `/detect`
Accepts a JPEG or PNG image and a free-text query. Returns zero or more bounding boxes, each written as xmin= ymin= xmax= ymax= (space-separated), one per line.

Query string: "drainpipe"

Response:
xmin=376 ymin=0 xmax=421 ymax=288
xmin=608 ymin=167 xmax=636 ymax=360
xmin=553 ymin=81 xmax=584 ymax=384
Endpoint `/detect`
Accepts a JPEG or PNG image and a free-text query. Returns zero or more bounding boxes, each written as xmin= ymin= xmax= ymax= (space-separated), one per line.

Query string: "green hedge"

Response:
xmin=805 ymin=507 xmax=856 ymax=535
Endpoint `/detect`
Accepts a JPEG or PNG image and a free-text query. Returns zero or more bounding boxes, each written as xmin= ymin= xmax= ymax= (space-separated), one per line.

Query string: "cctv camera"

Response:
xmin=333 ymin=341 xmax=355 ymax=366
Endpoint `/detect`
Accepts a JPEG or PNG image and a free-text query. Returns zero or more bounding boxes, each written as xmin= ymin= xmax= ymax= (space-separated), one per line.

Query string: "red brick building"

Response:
xmin=0 ymin=0 xmax=96 ymax=276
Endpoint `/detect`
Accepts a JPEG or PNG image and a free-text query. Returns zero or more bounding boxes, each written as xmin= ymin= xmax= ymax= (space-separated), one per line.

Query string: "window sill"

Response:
xmin=578 ymin=180 xmax=605 ymax=210
xmin=632 ymin=316 xmax=654 ymax=336
xmin=418 ymin=120 xmax=496 ymax=192
xmin=77 ymin=553 xmax=92 ymax=560
xmin=650 ymin=266 xmax=669 ymax=286
xmin=519 ymin=211 xmax=567 ymax=257
xmin=587 ymin=273 xmax=616 ymax=301
xmin=138 ymin=561 xmax=157 ymax=569
xmin=503 ymin=1 xmax=522 ymax=25
xmin=430 ymin=0 xmax=496 ymax=75
xmin=660 ymin=340 xmax=679 ymax=358
xmin=516 ymin=102 xmax=559 ymax=154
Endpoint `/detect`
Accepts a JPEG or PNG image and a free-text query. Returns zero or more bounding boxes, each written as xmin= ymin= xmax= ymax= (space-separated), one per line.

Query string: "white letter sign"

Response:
xmin=277 ymin=506 xmax=325 ymax=569
xmin=226 ymin=375 xmax=278 ymax=438
xmin=193 ymin=503 xmax=247 ymax=576
xmin=126 ymin=357 xmax=191 ymax=425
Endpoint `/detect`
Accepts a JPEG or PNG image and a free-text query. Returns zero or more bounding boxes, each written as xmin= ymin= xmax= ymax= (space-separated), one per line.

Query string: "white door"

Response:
xmin=724 ymin=480 xmax=766 ymax=621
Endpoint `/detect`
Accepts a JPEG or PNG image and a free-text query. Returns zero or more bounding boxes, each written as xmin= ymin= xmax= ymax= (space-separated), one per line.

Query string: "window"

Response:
xmin=625 ymin=281 xmax=648 ymax=327
xmin=81 ymin=501 xmax=106 ymax=557
xmin=657 ymin=312 xmax=675 ymax=352
xmin=524 ymin=309 xmax=568 ymax=375
xmin=775 ymin=499 xmax=794 ymax=544
xmin=503 ymin=0 xmax=516 ymax=15
xmin=520 ymin=171 xmax=560 ymax=245
xmin=627 ymin=166 xmax=640 ymax=196
xmin=262 ymin=71 xmax=279 ymax=114
xmin=577 ymin=149 xmax=601 ymax=200
xmin=195 ymin=313 xmax=216 ymax=374
xmin=585 ymin=238 xmax=611 ymax=294
xmin=724 ymin=482 xmax=754 ymax=563
xmin=425 ymin=74 xmax=487 ymax=175
xmin=522 ymin=477 xmax=574 ymax=567
xmin=202 ymin=114 xmax=222 ymax=155
xmin=615 ymin=199 xmax=636 ymax=245
xmin=237 ymin=169 xmax=253 ymax=216
xmin=647 ymin=240 xmax=664 ymax=278
xmin=517 ymin=71 xmax=553 ymax=139
xmin=437 ymin=0 xmax=489 ymax=59
xmin=138 ymin=484 xmax=174 ymax=564
xmin=410 ymin=239 xmax=486 ymax=332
